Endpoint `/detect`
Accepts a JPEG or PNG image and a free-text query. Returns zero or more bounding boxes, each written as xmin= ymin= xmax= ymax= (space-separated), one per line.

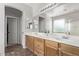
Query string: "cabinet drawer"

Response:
xmin=60 ymin=43 xmax=79 ymax=55
xmin=45 ymin=40 xmax=58 ymax=49
xmin=34 ymin=37 xmax=44 ymax=43
xmin=34 ymin=40 xmax=44 ymax=45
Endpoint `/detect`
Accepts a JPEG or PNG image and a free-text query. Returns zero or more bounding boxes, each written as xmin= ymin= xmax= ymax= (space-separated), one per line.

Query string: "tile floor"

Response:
xmin=5 ymin=44 xmax=36 ymax=56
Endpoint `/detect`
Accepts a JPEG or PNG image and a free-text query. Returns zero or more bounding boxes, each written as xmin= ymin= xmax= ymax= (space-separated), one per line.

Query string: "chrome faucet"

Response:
xmin=44 ymin=30 xmax=49 ymax=36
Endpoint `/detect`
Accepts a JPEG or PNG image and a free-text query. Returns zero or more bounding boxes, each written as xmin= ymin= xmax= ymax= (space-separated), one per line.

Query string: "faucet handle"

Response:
xmin=68 ymin=32 xmax=70 ymax=35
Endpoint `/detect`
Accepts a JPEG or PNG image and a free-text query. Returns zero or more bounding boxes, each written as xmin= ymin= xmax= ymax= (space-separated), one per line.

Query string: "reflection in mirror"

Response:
xmin=53 ymin=19 xmax=65 ymax=33
xmin=67 ymin=19 xmax=79 ymax=36
xmin=28 ymin=23 xmax=33 ymax=29
xmin=39 ymin=17 xmax=46 ymax=33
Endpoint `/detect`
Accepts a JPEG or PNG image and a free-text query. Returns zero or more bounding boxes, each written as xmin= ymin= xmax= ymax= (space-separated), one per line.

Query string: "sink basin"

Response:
xmin=33 ymin=33 xmax=79 ymax=44
xmin=37 ymin=33 xmax=47 ymax=36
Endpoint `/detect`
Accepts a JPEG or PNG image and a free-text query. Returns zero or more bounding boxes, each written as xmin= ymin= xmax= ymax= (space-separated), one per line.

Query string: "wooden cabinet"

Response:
xmin=34 ymin=37 xmax=45 ymax=56
xmin=59 ymin=43 xmax=79 ymax=56
xmin=26 ymin=35 xmax=34 ymax=52
xmin=26 ymin=35 xmax=45 ymax=56
xmin=45 ymin=40 xmax=59 ymax=56
xmin=26 ymin=35 xmax=79 ymax=56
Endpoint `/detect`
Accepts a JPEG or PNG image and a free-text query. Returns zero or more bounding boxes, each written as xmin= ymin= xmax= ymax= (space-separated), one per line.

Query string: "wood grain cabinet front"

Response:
xmin=33 ymin=37 xmax=45 ymax=56
xmin=26 ymin=35 xmax=34 ymax=52
xmin=59 ymin=43 xmax=79 ymax=56
xmin=25 ymin=35 xmax=79 ymax=56
xmin=45 ymin=40 xmax=59 ymax=56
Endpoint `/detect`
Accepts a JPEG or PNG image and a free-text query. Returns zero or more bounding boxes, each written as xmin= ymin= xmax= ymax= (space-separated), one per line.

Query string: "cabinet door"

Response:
xmin=59 ymin=43 xmax=79 ymax=56
xmin=45 ymin=40 xmax=59 ymax=56
xmin=59 ymin=51 xmax=74 ymax=56
xmin=34 ymin=37 xmax=45 ymax=56
xmin=26 ymin=35 xmax=34 ymax=52
xmin=26 ymin=35 xmax=29 ymax=48
xmin=29 ymin=37 xmax=34 ymax=51
xmin=45 ymin=45 xmax=58 ymax=56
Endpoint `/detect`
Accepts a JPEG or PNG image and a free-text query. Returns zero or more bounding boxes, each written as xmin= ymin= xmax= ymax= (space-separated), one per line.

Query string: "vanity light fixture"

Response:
xmin=40 ymin=3 xmax=57 ymax=12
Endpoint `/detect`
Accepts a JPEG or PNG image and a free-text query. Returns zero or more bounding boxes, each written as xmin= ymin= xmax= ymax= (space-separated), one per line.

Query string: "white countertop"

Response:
xmin=26 ymin=32 xmax=79 ymax=47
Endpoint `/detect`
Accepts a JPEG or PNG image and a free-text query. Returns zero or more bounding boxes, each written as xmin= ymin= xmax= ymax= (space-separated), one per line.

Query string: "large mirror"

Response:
xmin=37 ymin=4 xmax=79 ymax=36
xmin=66 ymin=19 xmax=79 ymax=36
xmin=38 ymin=12 xmax=79 ymax=36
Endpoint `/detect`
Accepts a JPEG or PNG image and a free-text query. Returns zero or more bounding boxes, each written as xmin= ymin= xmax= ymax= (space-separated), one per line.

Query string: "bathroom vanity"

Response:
xmin=25 ymin=33 xmax=79 ymax=56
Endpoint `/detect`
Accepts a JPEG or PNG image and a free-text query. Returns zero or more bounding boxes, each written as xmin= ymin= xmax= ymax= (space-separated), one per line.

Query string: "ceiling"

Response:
xmin=25 ymin=3 xmax=49 ymax=16
xmin=26 ymin=3 xmax=49 ymax=9
xmin=25 ymin=3 xmax=41 ymax=8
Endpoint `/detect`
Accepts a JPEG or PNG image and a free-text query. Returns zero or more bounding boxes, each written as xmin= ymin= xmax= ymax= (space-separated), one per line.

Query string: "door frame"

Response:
xmin=5 ymin=16 xmax=20 ymax=47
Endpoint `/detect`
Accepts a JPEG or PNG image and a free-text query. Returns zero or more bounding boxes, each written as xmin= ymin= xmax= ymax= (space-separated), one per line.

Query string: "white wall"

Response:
xmin=32 ymin=16 xmax=39 ymax=32
xmin=5 ymin=6 xmax=22 ymax=17
xmin=45 ymin=17 xmax=53 ymax=33
xmin=0 ymin=3 xmax=5 ymax=56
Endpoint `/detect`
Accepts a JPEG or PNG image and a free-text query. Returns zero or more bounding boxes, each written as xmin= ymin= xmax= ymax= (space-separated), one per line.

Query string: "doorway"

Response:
xmin=6 ymin=17 xmax=18 ymax=46
xmin=5 ymin=6 xmax=22 ymax=47
xmin=5 ymin=6 xmax=23 ymax=56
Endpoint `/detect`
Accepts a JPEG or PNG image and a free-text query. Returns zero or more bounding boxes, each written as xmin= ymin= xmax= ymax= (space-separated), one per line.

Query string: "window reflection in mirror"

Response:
xmin=53 ymin=19 xmax=65 ymax=33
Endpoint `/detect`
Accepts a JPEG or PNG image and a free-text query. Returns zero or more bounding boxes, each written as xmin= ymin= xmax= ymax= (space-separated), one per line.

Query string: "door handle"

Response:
xmin=8 ymin=32 xmax=10 ymax=33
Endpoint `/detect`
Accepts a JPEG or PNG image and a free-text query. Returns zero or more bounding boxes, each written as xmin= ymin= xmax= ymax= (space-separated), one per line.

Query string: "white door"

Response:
xmin=7 ymin=17 xmax=17 ymax=46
